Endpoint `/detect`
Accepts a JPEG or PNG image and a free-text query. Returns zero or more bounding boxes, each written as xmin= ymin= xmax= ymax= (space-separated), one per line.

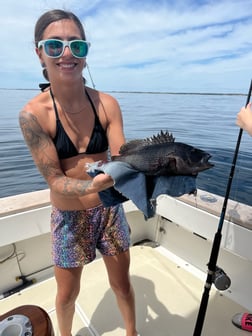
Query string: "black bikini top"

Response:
xmin=48 ymin=86 xmax=108 ymax=159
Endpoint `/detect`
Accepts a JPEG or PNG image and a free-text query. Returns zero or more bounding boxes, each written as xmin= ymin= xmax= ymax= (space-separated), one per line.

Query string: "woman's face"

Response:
xmin=36 ymin=19 xmax=86 ymax=82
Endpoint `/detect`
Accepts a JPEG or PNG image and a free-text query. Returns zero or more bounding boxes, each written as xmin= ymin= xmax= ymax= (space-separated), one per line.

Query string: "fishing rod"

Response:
xmin=193 ymin=79 xmax=252 ymax=336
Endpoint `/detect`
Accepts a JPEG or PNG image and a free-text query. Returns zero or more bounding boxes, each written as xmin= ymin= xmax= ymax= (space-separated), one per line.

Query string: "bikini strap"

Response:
xmin=49 ymin=88 xmax=60 ymax=120
xmin=85 ymin=89 xmax=98 ymax=119
xmin=39 ymin=83 xmax=50 ymax=91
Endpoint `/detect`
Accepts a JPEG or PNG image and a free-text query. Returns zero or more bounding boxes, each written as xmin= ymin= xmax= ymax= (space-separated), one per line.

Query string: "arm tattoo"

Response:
xmin=60 ymin=178 xmax=93 ymax=196
xmin=19 ymin=111 xmax=58 ymax=179
xmin=19 ymin=111 xmax=51 ymax=150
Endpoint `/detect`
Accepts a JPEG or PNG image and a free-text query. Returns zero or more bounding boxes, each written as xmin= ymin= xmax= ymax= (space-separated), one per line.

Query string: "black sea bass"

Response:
xmin=112 ymin=131 xmax=214 ymax=176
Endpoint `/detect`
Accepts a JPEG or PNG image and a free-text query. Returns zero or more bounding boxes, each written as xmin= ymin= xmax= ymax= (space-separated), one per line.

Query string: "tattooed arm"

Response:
xmin=19 ymin=110 xmax=113 ymax=198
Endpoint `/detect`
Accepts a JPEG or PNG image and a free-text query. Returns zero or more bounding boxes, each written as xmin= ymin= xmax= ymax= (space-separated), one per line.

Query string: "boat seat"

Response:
xmin=0 ymin=305 xmax=54 ymax=336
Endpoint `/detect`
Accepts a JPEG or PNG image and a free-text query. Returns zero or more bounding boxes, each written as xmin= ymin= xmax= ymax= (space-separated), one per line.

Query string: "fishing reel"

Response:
xmin=213 ymin=266 xmax=231 ymax=291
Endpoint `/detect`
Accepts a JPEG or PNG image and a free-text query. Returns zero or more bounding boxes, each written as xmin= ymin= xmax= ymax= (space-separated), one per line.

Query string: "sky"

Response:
xmin=1 ymin=0 xmax=252 ymax=93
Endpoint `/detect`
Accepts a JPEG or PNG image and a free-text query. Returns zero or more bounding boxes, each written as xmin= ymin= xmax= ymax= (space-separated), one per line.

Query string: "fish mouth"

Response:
xmin=201 ymin=154 xmax=214 ymax=168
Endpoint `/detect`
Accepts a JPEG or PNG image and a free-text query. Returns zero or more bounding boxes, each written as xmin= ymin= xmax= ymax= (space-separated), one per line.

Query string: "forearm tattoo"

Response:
xmin=60 ymin=178 xmax=93 ymax=196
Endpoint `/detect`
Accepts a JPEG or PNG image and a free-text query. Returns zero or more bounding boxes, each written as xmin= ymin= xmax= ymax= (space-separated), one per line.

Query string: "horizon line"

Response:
xmin=0 ymin=87 xmax=246 ymax=96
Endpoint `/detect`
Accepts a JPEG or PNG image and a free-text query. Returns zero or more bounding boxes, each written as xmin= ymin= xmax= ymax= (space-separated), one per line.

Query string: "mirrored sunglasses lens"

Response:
xmin=70 ymin=41 xmax=88 ymax=57
xmin=44 ymin=40 xmax=63 ymax=57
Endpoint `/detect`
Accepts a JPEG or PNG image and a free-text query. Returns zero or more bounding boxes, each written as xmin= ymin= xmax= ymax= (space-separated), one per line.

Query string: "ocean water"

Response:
xmin=0 ymin=88 xmax=252 ymax=206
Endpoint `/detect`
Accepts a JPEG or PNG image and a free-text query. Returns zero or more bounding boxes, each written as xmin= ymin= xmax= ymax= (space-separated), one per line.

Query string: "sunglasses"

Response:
xmin=38 ymin=39 xmax=91 ymax=58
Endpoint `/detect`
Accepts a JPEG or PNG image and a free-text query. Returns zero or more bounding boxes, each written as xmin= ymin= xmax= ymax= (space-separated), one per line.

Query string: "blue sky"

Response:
xmin=1 ymin=0 xmax=252 ymax=92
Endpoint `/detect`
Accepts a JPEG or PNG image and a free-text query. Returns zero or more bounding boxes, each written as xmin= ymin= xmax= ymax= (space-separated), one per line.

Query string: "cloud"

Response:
xmin=1 ymin=0 xmax=252 ymax=92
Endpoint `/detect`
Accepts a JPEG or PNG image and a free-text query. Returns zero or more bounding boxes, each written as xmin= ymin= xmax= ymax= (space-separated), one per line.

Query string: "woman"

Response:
xmin=19 ymin=9 xmax=138 ymax=336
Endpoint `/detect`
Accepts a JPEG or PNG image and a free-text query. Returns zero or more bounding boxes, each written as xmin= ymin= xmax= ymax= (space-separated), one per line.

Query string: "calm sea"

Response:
xmin=0 ymin=88 xmax=252 ymax=206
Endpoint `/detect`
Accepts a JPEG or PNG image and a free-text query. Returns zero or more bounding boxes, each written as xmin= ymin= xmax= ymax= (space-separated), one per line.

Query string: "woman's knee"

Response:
xmin=55 ymin=266 xmax=82 ymax=305
xmin=110 ymin=278 xmax=132 ymax=299
xmin=56 ymin=283 xmax=80 ymax=306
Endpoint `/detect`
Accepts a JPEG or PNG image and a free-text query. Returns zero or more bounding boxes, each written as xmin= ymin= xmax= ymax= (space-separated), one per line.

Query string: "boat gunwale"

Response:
xmin=0 ymin=188 xmax=252 ymax=231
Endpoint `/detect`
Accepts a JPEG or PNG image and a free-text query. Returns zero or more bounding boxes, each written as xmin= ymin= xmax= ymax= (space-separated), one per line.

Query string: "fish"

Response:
xmin=111 ymin=130 xmax=214 ymax=176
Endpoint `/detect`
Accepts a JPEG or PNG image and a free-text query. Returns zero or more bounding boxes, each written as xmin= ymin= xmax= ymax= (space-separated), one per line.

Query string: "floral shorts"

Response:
xmin=50 ymin=204 xmax=130 ymax=268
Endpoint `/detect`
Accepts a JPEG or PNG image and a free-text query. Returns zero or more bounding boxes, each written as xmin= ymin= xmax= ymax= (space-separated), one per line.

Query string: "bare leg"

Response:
xmin=103 ymin=250 xmax=138 ymax=336
xmin=54 ymin=266 xmax=83 ymax=336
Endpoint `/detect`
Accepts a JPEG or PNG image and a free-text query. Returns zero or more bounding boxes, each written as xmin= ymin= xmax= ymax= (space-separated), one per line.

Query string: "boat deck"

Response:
xmin=0 ymin=245 xmax=250 ymax=336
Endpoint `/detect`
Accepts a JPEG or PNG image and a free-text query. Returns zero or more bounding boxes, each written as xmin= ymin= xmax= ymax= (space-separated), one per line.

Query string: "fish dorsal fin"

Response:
xmin=146 ymin=130 xmax=175 ymax=145
xmin=119 ymin=131 xmax=175 ymax=155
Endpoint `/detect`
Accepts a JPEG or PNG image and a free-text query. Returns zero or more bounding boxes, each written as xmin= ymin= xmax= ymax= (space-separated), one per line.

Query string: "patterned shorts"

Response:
xmin=51 ymin=204 xmax=130 ymax=268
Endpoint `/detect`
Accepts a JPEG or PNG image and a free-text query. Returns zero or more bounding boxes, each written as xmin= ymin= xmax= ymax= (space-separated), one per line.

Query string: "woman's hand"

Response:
xmin=92 ymin=173 xmax=114 ymax=192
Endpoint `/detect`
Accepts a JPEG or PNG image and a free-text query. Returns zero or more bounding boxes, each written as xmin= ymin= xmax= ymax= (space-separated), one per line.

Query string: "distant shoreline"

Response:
xmin=109 ymin=91 xmax=247 ymax=96
xmin=0 ymin=87 xmax=246 ymax=96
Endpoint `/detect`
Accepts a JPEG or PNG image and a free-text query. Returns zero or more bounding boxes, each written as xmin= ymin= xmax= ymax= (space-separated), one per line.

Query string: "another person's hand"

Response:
xmin=236 ymin=103 xmax=252 ymax=136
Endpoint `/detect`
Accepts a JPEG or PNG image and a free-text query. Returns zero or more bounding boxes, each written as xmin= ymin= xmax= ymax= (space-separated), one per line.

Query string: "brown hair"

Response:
xmin=35 ymin=9 xmax=87 ymax=81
